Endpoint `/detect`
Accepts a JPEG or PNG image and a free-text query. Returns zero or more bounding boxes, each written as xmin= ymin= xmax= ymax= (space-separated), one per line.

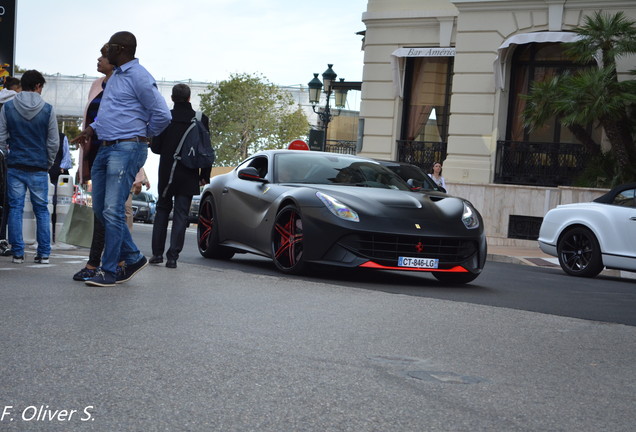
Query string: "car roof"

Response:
xmin=593 ymin=183 xmax=636 ymax=204
xmin=250 ymin=149 xmax=374 ymax=161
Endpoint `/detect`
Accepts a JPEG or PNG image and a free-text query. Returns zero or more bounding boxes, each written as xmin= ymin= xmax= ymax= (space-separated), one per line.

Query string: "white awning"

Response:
xmin=391 ymin=47 xmax=456 ymax=98
xmin=494 ymin=32 xmax=582 ymax=89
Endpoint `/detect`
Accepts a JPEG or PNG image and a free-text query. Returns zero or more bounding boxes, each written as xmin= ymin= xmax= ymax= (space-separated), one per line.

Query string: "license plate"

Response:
xmin=398 ymin=256 xmax=439 ymax=269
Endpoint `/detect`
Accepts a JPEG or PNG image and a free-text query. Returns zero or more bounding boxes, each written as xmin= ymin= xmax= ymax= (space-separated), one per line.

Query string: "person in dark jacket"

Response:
xmin=149 ymin=84 xmax=211 ymax=268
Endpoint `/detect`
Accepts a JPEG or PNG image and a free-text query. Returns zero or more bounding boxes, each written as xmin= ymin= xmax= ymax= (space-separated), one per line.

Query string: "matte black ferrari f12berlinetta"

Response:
xmin=197 ymin=150 xmax=486 ymax=284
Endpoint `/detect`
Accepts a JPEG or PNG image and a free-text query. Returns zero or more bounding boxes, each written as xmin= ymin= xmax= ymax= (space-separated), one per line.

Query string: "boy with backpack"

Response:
xmin=149 ymin=84 xmax=213 ymax=269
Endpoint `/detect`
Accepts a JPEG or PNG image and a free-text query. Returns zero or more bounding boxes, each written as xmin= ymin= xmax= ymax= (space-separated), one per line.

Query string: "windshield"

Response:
xmin=274 ymin=153 xmax=411 ymax=191
xmin=132 ymin=192 xmax=154 ymax=202
xmin=382 ymin=164 xmax=440 ymax=191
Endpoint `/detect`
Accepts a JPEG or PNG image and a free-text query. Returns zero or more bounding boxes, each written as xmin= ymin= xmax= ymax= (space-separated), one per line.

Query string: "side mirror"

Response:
xmin=407 ymin=178 xmax=422 ymax=191
xmin=238 ymin=167 xmax=268 ymax=183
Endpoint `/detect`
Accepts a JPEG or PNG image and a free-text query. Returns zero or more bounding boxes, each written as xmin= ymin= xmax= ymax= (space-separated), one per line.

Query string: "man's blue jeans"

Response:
xmin=91 ymin=141 xmax=147 ymax=275
xmin=7 ymin=168 xmax=51 ymax=258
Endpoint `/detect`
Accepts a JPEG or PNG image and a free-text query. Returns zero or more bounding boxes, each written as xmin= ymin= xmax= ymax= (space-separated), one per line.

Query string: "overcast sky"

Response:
xmin=13 ymin=0 xmax=368 ymax=196
xmin=15 ymin=0 xmax=367 ymax=86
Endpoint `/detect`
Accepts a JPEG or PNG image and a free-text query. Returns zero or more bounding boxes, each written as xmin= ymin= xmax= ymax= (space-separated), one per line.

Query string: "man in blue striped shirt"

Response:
xmin=74 ymin=31 xmax=171 ymax=287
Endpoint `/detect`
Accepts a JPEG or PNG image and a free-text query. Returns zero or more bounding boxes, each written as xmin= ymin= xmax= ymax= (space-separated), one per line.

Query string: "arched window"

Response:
xmin=401 ymin=57 xmax=453 ymax=143
xmin=506 ymin=42 xmax=600 ymax=144
xmin=397 ymin=56 xmax=453 ymax=168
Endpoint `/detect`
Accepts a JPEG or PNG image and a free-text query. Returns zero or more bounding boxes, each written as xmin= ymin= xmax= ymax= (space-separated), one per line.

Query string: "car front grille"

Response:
xmin=338 ymin=233 xmax=478 ymax=265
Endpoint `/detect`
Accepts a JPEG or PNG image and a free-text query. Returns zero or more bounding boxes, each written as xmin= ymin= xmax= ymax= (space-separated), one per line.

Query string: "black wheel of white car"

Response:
xmin=197 ymin=194 xmax=235 ymax=260
xmin=557 ymin=227 xmax=603 ymax=277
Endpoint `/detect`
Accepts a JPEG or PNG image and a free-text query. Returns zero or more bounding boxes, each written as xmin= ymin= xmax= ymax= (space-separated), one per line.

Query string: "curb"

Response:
xmin=487 ymin=253 xmax=557 ymax=267
xmin=488 ymin=253 xmax=633 ymax=279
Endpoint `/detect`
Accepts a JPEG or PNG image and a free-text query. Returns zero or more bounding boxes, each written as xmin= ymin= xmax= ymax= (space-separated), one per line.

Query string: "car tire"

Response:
xmin=432 ymin=271 xmax=479 ymax=284
xmin=197 ymin=194 xmax=234 ymax=260
xmin=271 ymin=204 xmax=306 ymax=275
xmin=557 ymin=226 xmax=603 ymax=277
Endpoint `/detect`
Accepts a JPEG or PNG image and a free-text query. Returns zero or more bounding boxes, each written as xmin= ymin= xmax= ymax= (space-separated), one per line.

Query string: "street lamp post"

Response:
xmin=308 ymin=64 xmax=348 ymax=152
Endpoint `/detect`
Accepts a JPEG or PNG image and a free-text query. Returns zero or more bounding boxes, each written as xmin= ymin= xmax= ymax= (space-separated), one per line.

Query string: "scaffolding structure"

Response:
xmin=37 ymin=73 xmax=360 ymax=145
xmin=40 ymin=74 xmax=218 ymax=121
xmin=39 ymin=73 xmax=329 ymax=123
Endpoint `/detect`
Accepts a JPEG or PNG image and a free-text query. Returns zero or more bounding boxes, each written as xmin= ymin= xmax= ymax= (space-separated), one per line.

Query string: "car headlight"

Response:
xmin=462 ymin=202 xmax=479 ymax=229
xmin=316 ymin=192 xmax=359 ymax=222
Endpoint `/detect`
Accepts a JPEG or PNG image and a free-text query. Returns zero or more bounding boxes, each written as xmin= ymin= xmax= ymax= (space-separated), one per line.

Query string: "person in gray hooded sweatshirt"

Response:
xmin=0 ymin=77 xmax=21 ymax=107
xmin=0 ymin=76 xmax=21 ymax=257
xmin=0 ymin=70 xmax=59 ymax=264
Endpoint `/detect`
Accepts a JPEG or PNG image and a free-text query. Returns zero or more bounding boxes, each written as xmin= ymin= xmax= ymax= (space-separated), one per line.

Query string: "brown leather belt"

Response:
xmin=102 ymin=136 xmax=148 ymax=146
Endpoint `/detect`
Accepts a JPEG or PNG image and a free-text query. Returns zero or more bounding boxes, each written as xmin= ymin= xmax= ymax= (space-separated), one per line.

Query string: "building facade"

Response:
xmin=358 ymin=0 xmax=636 ymax=185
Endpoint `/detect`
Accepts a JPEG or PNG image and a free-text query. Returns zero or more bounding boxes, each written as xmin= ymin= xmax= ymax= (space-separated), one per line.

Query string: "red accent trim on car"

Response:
xmin=359 ymin=261 xmax=469 ymax=272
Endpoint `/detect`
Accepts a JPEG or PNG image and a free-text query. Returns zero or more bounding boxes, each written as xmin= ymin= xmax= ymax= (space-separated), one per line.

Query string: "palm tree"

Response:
xmin=523 ymin=11 xmax=636 ymax=184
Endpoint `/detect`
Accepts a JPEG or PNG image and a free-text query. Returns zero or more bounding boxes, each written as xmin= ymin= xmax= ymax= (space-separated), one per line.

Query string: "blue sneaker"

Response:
xmin=85 ymin=269 xmax=116 ymax=287
xmin=73 ymin=267 xmax=97 ymax=281
xmin=116 ymin=256 xmax=148 ymax=284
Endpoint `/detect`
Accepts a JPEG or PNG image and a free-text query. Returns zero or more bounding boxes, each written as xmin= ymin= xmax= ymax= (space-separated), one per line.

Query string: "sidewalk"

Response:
xmin=488 ymin=242 xmax=636 ymax=279
xmin=487 ymin=243 xmax=559 ymax=268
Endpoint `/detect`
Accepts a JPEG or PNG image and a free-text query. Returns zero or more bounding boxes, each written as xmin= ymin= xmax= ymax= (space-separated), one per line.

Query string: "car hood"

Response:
xmin=305 ymin=185 xmax=476 ymax=232
xmin=309 ymin=184 xmax=454 ymax=206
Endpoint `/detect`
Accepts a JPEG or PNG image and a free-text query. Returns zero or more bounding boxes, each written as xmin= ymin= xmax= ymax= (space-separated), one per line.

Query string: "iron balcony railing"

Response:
xmin=494 ymin=140 xmax=586 ymax=187
xmin=396 ymin=140 xmax=447 ymax=170
xmin=325 ymin=139 xmax=357 ymax=155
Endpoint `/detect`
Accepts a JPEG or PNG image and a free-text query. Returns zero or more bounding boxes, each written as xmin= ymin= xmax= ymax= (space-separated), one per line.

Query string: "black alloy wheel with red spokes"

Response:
xmin=271 ymin=204 xmax=306 ymax=274
xmin=197 ymin=194 xmax=234 ymax=260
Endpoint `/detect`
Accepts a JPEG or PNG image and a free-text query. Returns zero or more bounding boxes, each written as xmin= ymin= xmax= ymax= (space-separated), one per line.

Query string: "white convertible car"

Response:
xmin=538 ymin=183 xmax=636 ymax=277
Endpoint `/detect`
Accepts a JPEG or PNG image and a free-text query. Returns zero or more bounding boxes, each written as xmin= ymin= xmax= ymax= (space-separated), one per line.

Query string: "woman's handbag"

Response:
xmin=58 ymin=202 xmax=94 ymax=248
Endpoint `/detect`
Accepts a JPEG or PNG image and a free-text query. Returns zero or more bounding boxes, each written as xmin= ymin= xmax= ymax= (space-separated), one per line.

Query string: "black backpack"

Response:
xmin=163 ymin=112 xmax=216 ymax=197
xmin=176 ymin=111 xmax=215 ymax=169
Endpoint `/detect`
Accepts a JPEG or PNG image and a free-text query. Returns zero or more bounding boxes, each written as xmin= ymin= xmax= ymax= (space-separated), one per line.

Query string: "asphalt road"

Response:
xmin=135 ymin=223 xmax=636 ymax=327
xmin=1 ymin=224 xmax=635 ymax=431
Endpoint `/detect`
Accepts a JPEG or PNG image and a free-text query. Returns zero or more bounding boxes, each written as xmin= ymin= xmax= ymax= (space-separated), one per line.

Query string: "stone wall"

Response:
xmin=449 ymin=183 xmax=610 ymax=247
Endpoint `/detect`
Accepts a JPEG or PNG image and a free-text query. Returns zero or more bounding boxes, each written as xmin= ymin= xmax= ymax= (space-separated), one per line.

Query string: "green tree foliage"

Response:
xmin=13 ymin=64 xmax=28 ymax=74
xmin=522 ymin=11 xmax=636 ymax=185
xmin=199 ymin=73 xmax=309 ymax=167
